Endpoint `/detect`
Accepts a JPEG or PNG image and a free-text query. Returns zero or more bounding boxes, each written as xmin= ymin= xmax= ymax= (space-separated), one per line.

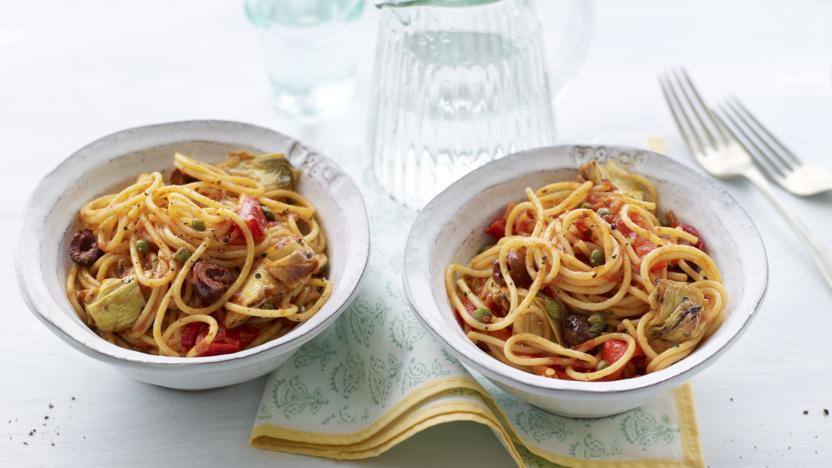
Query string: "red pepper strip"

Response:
xmin=484 ymin=217 xmax=507 ymax=239
xmin=192 ymin=324 xmax=263 ymax=357
xmin=603 ymin=339 xmax=629 ymax=363
xmin=181 ymin=322 xmax=240 ymax=356
xmin=632 ymin=237 xmax=669 ymax=273
xmin=453 ymin=298 xmax=476 ymax=328
xmin=612 ymin=213 xmax=651 ymax=238
xmin=632 ymin=237 xmax=655 ymax=257
xmin=488 ymin=328 xmax=512 ymax=342
xmin=232 ymin=196 xmax=267 ymax=243
xmin=596 ymin=339 xmax=639 ymax=381
xmin=574 ymin=218 xmax=592 ymax=241
xmin=200 ymin=341 xmax=240 ymax=357
xmin=181 ymin=322 xmax=205 ymax=350
xmin=680 ymin=223 xmax=706 ymax=251
xmin=484 ymin=203 xmax=519 ymax=239
xmin=666 ymin=210 xmax=706 ymax=251
xmin=195 ymin=327 xmax=238 ymax=356
xmin=224 ymin=325 xmax=261 ymax=348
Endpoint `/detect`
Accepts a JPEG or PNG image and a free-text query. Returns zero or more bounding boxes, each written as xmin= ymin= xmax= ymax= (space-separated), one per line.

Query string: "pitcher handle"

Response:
xmin=540 ymin=0 xmax=594 ymax=99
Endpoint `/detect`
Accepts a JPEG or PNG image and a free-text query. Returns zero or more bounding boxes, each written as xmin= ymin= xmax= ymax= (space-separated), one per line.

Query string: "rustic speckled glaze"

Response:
xmin=16 ymin=120 xmax=370 ymax=390
xmin=403 ymin=145 xmax=768 ymax=417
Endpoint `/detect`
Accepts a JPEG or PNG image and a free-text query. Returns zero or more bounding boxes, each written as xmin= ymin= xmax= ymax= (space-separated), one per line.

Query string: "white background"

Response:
xmin=2 ymin=1 xmax=831 ymax=466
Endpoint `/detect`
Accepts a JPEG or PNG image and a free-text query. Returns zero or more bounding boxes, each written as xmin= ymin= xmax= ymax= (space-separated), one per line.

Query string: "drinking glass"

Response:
xmin=245 ymin=0 xmax=365 ymax=118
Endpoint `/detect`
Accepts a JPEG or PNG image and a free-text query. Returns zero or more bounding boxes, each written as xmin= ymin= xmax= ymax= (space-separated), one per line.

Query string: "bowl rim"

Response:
xmin=403 ymin=144 xmax=768 ymax=397
xmin=15 ymin=119 xmax=370 ymax=367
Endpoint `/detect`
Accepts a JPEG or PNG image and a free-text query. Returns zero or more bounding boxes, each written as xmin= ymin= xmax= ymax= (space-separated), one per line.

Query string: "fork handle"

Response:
xmin=743 ymin=167 xmax=832 ymax=287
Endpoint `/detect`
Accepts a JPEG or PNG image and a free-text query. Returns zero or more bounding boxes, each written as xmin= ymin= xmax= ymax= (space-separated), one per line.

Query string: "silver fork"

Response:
xmin=716 ymin=97 xmax=832 ymax=196
xmin=659 ymin=68 xmax=832 ymax=288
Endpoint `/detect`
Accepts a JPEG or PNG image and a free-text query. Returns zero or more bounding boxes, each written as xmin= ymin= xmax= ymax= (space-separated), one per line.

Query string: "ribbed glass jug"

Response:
xmin=368 ymin=0 xmax=592 ymax=208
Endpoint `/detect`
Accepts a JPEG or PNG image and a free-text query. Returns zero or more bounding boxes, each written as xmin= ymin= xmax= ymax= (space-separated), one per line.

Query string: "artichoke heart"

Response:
xmin=579 ymin=160 xmax=652 ymax=202
xmin=265 ymin=235 xmax=320 ymax=290
xmin=649 ymin=280 xmax=706 ymax=345
xmin=85 ymin=275 xmax=146 ymax=332
xmin=233 ymin=260 xmax=279 ymax=308
xmin=540 ymin=294 xmax=565 ymax=346
xmin=221 ymin=151 xmax=295 ymax=191
xmin=226 ymin=260 xmax=280 ymax=329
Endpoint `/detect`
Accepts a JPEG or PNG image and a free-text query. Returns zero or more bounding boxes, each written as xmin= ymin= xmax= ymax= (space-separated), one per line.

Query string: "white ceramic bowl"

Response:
xmin=16 ymin=120 xmax=370 ymax=390
xmin=403 ymin=145 xmax=768 ymax=417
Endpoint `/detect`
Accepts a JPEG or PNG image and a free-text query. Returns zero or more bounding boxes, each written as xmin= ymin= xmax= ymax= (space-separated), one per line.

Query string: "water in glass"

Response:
xmin=246 ymin=0 xmax=365 ymax=118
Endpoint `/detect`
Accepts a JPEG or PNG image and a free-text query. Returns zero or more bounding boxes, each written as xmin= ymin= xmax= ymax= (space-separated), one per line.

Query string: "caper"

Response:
xmin=174 ymin=247 xmax=191 ymax=263
xmin=597 ymin=207 xmax=610 ymax=218
xmin=135 ymin=239 xmax=151 ymax=255
xmin=473 ymin=308 xmax=493 ymax=322
xmin=579 ymin=202 xmax=592 ymax=209
xmin=543 ymin=297 xmax=563 ymax=322
xmin=588 ymin=312 xmax=606 ymax=333
xmin=597 ymin=359 xmax=609 ymax=370
xmin=191 ymin=219 xmax=206 ymax=231
xmin=590 ymin=248 xmax=604 ymax=266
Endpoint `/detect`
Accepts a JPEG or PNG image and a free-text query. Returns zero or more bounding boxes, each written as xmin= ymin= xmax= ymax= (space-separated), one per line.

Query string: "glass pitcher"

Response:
xmin=368 ymin=0 xmax=593 ymax=208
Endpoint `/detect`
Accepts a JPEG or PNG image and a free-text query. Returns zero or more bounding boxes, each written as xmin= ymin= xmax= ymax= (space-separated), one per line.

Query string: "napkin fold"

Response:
xmin=250 ymin=138 xmax=705 ymax=468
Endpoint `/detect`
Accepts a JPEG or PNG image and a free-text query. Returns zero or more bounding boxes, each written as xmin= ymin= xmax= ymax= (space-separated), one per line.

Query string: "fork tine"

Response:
xmin=715 ymin=104 xmax=786 ymax=181
xmin=670 ymin=69 xmax=719 ymax=150
xmin=676 ymin=69 xmax=731 ymax=145
xmin=721 ymin=100 xmax=792 ymax=179
xmin=724 ymin=99 xmax=792 ymax=174
xmin=659 ymin=73 xmax=706 ymax=157
xmin=727 ymin=96 xmax=801 ymax=168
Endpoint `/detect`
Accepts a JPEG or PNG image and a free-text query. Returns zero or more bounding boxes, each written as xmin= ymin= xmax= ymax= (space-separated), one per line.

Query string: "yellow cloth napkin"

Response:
xmin=250 ymin=139 xmax=704 ymax=467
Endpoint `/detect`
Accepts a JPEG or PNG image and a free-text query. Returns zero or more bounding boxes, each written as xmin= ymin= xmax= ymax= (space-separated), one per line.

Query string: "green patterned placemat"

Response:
xmin=250 ymin=141 xmax=704 ymax=468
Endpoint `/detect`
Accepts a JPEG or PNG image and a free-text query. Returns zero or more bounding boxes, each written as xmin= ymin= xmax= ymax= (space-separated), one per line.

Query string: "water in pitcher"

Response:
xmin=369 ymin=0 xmax=557 ymax=208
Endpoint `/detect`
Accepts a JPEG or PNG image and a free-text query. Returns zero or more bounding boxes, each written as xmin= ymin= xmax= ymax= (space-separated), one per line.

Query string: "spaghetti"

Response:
xmin=445 ymin=160 xmax=727 ymax=381
xmin=65 ymin=151 xmax=331 ymax=357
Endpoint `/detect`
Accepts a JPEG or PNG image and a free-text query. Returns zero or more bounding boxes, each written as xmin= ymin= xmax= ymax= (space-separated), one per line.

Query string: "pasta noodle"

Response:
xmin=65 ymin=151 xmax=331 ymax=357
xmin=445 ymin=160 xmax=727 ymax=381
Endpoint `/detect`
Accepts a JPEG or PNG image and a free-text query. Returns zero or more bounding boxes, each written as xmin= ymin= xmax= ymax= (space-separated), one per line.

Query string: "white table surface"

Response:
xmin=2 ymin=1 xmax=831 ymax=466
